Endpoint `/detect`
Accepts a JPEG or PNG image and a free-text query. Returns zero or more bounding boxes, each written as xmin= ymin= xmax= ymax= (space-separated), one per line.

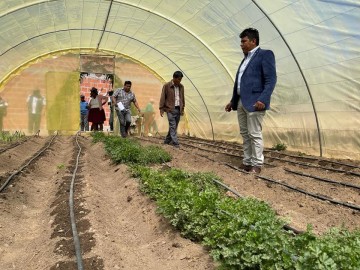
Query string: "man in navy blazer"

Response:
xmin=225 ymin=28 xmax=277 ymax=174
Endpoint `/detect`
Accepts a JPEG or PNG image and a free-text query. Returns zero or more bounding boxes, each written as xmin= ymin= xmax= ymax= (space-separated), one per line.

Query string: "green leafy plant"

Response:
xmin=0 ymin=131 xmax=26 ymax=143
xmin=91 ymin=133 xmax=171 ymax=165
xmin=96 ymin=133 xmax=360 ymax=270
xmin=272 ymin=142 xmax=287 ymax=151
xmin=131 ymin=166 xmax=360 ymax=270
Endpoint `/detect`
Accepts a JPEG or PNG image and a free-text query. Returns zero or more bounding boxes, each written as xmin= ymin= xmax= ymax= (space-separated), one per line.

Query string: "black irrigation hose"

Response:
xmin=269 ymin=151 xmax=360 ymax=170
xmin=139 ymin=137 xmax=304 ymax=234
xmin=284 ymin=168 xmax=360 ymax=190
xmin=0 ymin=133 xmax=29 ymax=154
xmin=318 ymin=159 xmax=360 ymax=169
xmin=0 ymin=134 xmax=57 ymax=192
xmin=268 ymin=156 xmax=360 ymax=177
xmin=212 ymin=178 xmax=243 ymax=197
xmin=223 ymin=163 xmax=360 ymax=212
xmin=180 ymin=140 xmax=274 ymax=167
xmin=0 ymin=141 xmax=22 ymax=154
xmin=211 ymin=179 xmax=303 ymax=235
xmin=182 ymin=136 xmax=360 ymax=172
xmin=69 ymin=132 xmax=84 ymax=270
xmin=257 ymin=175 xmax=360 ymax=211
xmin=181 ymin=141 xmax=242 ymax=158
xmin=142 ymin=136 xmax=359 ymax=226
xmin=186 ymin=147 xmax=304 ymax=234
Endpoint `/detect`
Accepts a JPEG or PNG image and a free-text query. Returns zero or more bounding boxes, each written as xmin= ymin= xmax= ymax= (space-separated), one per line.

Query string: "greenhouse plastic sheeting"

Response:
xmin=0 ymin=0 xmax=359 ymax=159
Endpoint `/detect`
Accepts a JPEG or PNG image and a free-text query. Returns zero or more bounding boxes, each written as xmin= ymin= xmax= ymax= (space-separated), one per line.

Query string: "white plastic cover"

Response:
xmin=0 ymin=0 xmax=359 ymax=159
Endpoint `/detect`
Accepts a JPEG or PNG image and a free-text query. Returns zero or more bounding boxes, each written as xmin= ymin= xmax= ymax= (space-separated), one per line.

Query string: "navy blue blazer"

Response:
xmin=231 ymin=48 xmax=277 ymax=112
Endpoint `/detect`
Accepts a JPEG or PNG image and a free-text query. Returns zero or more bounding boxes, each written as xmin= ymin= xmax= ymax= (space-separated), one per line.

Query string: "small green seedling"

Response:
xmin=57 ymin=163 xmax=65 ymax=169
xmin=272 ymin=142 xmax=287 ymax=151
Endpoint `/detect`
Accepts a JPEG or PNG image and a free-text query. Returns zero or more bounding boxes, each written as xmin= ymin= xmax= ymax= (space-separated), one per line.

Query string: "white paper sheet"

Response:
xmin=117 ymin=101 xmax=125 ymax=111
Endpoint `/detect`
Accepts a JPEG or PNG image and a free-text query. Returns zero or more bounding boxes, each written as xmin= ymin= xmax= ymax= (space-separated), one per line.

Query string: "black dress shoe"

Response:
xmin=240 ymin=164 xmax=252 ymax=172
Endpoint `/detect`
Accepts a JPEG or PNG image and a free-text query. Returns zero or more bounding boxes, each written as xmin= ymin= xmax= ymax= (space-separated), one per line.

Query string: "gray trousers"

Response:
xmin=28 ymin=113 xmax=41 ymax=134
xmin=164 ymin=107 xmax=181 ymax=145
xmin=237 ymin=101 xmax=265 ymax=167
xmin=80 ymin=114 xmax=89 ymax=131
xmin=116 ymin=109 xmax=132 ymax=137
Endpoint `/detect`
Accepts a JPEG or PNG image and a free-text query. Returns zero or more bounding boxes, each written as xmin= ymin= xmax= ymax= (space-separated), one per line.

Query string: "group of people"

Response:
xmin=1 ymin=27 xmax=275 ymax=175
xmin=80 ymin=81 xmax=142 ymax=137
xmin=79 ymin=28 xmax=275 ymax=174
xmin=81 ymin=81 xmax=160 ymax=137
xmin=0 ymin=90 xmax=46 ymax=134
xmin=159 ymin=28 xmax=277 ymax=174
xmin=80 ymin=87 xmax=113 ymax=132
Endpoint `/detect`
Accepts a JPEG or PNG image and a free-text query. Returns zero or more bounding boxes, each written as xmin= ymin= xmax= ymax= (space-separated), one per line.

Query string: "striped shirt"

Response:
xmin=113 ymin=88 xmax=137 ymax=111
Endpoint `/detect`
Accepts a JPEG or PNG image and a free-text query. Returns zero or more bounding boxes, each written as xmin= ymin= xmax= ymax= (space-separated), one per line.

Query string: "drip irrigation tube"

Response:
xmin=179 ymin=140 xmax=274 ymax=167
xmin=271 ymin=151 xmax=360 ymax=170
xmin=139 ymin=137 xmax=304 ymax=234
xmin=257 ymin=175 xmax=360 ymax=211
xmin=212 ymin=179 xmax=243 ymax=197
xmin=0 ymin=134 xmax=57 ymax=192
xmin=184 ymin=136 xmax=360 ymax=172
xmin=284 ymin=168 xmax=360 ymax=190
xmin=0 ymin=136 xmax=27 ymax=153
xmin=69 ymin=133 xmax=84 ymax=270
xmin=269 ymin=156 xmax=360 ymax=177
xmin=0 ymin=141 xmax=21 ymax=154
xmin=318 ymin=159 xmax=360 ymax=169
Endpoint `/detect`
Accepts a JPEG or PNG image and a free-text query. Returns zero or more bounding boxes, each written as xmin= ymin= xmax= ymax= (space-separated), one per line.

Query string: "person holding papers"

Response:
xmin=112 ymin=81 xmax=141 ymax=138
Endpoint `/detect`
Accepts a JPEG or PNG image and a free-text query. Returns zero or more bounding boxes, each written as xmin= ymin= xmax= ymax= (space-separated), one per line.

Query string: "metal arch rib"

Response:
xmin=97 ymin=0 xmax=114 ymax=50
xmin=110 ymin=1 xmax=233 ymax=81
xmin=0 ymin=0 xmax=58 ymax=18
xmin=104 ymin=0 xmax=236 ymax=140
xmin=0 ymin=0 xmax=221 ymax=140
xmin=252 ymin=0 xmax=323 ymax=157
xmin=0 ymin=28 xmax=216 ymax=140
xmin=0 ymin=0 xmax=232 ymax=79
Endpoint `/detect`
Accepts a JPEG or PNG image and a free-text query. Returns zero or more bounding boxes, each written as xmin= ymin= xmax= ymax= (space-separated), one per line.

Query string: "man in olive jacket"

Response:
xmin=159 ymin=71 xmax=185 ymax=148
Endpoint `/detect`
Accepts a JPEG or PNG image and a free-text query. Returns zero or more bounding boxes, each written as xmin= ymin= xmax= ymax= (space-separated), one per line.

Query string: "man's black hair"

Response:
xmin=173 ymin=71 xmax=183 ymax=79
xmin=124 ymin=81 xmax=132 ymax=86
xmin=240 ymin=28 xmax=259 ymax=46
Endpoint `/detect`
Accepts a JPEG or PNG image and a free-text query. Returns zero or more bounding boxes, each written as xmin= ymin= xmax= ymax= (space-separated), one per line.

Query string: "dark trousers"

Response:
xmin=109 ymin=106 xmax=114 ymax=131
xmin=116 ymin=109 xmax=132 ymax=138
xmin=80 ymin=114 xmax=89 ymax=131
xmin=164 ymin=107 xmax=180 ymax=145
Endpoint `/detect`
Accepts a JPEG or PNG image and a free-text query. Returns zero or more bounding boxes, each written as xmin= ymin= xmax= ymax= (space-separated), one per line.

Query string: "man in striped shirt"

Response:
xmin=112 ymin=81 xmax=141 ymax=138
